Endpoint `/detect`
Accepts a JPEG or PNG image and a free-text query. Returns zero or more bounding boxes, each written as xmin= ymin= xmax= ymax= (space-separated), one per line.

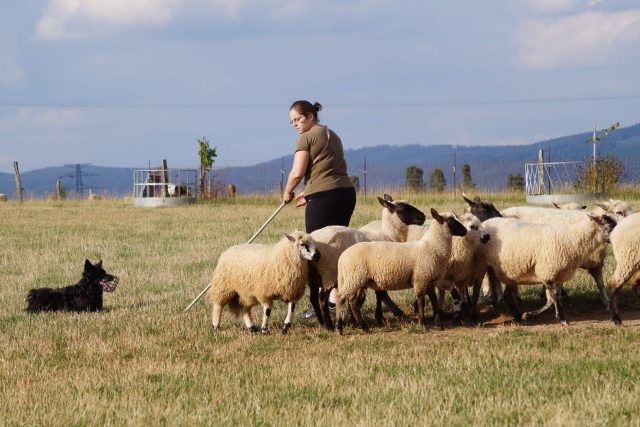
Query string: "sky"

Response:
xmin=1 ymin=0 xmax=640 ymax=172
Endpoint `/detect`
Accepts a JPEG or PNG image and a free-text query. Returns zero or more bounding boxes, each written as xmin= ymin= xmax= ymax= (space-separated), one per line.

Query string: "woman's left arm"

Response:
xmin=283 ymin=150 xmax=310 ymax=204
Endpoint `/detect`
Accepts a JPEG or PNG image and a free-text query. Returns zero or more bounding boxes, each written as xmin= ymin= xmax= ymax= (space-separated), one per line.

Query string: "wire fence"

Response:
xmin=208 ymin=155 xmax=640 ymax=197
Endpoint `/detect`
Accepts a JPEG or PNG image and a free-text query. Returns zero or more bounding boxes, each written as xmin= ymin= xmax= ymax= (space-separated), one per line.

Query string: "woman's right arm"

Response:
xmin=283 ymin=150 xmax=310 ymax=204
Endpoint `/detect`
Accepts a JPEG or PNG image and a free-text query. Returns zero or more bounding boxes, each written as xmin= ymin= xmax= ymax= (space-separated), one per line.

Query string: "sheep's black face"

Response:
xmin=446 ymin=217 xmax=467 ymax=237
xmin=299 ymin=241 xmax=321 ymax=262
xmin=396 ymin=202 xmax=426 ymax=226
xmin=463 ymin=195 xmax=502 ymax=222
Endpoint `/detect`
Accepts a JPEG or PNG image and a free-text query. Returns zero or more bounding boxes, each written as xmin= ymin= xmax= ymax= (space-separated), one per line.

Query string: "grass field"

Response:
xmin=2 ymin=192 xmax=640 ymax=426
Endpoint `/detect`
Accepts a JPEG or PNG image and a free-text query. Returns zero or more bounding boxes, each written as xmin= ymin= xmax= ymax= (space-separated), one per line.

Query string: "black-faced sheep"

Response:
xmin=335 ymin=208 xmax=467 ymax=334
xmin=209 ymin=231 xmax=320 ymax=334
xmin=607 ymin=212 xmax=640 ymax=325
xmin=309 ymin=194 xmax=426 ymax=330
xmin=481 ymin=213 xmax=617 ymax=325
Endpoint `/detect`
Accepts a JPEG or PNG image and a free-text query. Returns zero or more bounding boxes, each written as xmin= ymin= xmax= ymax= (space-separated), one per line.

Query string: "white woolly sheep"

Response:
xmin=593 ymin=198 xmax=634 ymax=219
xmin=209 ymin=230 xmax=320 ymax=334
xmin=335 ymin=208 xmax=467 ymax=334
xmin=553 ymin=202 xmax=586 ymax=210
xmin=465 ymin=195 xmax=627 ymax=310
xmin=0 ymin=194 xmax=7 ymax=202
xmin=309 ymin=194 xmax=426 ymax=329
xmin=481 ymin=213 xmax=616 ymax=325
xmin=433 ymin=212 xmax=491 ymax=326
xmin=607 ymin=212 xmax=640 ymax=325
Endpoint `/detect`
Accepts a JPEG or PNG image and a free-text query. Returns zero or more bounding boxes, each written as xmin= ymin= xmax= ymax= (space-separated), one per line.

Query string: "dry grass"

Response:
xmin=2 ymin=194 xmax=640 ymax=426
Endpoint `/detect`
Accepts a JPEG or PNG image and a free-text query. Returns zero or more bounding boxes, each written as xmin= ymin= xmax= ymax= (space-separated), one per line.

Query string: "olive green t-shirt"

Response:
xmin=294 ymin=124 xmax=354 ymax=196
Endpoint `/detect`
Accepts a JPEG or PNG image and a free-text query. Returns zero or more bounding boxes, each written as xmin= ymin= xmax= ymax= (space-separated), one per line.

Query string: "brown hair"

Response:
xmin=289 ymin=100 xmax=322 ymax=121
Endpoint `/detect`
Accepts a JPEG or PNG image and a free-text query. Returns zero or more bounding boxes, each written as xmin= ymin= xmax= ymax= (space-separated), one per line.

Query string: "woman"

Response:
xmin=283 ymin=100 xmax=356 ymax=320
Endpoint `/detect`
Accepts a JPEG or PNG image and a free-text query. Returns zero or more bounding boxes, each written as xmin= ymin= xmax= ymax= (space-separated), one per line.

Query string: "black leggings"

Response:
xmin=304 ymin=187 xmax=356 ymax=233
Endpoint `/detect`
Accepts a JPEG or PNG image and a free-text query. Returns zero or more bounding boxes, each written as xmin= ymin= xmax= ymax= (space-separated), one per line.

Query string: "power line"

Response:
xmin=1 ymin=94 xmax=640 ymax=110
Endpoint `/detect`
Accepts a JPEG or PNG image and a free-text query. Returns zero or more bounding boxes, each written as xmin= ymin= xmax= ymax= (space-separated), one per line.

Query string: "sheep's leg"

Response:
xmin=487 ymin=268 xmax=503 ymax=306
xmin=308 ymin=265 xmax=324 ymax=325
xmin=379 ymin=291 xmax=405 ymax=317
xmin=450 ymin=288 xmax=462 ymax=327
xmin=460 ymin=286 xmax=472 ymax=324
xmin=336 ymin=291 xmax=346 ymax=335
xmin=318 ymin=288 xmax=334 ymax=330
xmin=522 ymin=284 xmax=557 ymax=322
xmin=350 ymin=291 xmax=369 ymax=332
xmin=374 ymin=292 xmax=384 ymax=325
xmin=281 ymin=302 xmax=295 ymax=334
xmin=242 ymin=308 xmax=258 ymax=333
xmin=415 ymin=292 xmax=427 ymax=329
xmin=427 ymin=286 xmax=444 ymax=330
xmin=211 ymin=303 xmax=223 ymax=332
xmin=608 ymin=281 xmax=625 ymax=325
xmin=587 ymin=265 xmax=610 ymax=312
xmin=503 ymin=284 xmax=523 ymax=324
xmin=470 ymin=280 xmax=481 ymax=325
xmin=550 ymin=284 xmax=568 ymax=326
xmin=260 ymin=303 xmax=272 ymax=335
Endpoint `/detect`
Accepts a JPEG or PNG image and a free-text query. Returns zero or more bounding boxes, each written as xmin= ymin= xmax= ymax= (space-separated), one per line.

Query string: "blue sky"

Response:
xmin=1 ymin=0 xmax=639 ymax=172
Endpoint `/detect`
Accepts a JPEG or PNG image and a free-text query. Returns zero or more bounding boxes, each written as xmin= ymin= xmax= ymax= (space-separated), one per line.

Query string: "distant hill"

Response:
xmin=2 ymin=122 xmax=639 ymax=198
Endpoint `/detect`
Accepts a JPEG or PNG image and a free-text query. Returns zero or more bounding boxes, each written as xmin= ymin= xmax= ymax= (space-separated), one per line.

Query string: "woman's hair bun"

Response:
xmin=313 ymin=102 xmax=322 ymax=112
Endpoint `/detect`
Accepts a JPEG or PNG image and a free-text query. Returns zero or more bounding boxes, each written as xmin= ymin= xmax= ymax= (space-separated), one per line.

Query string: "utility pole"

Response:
xmin=62 ymin=163 xmax=95 ymax=198
xmin=452 ymin=147 xmax=457 ymax=199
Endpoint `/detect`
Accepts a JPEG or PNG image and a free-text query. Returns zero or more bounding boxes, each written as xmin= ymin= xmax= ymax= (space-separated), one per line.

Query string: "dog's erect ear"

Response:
xmin=96 ymin=259 xmax=103 ymax=268
xmin=84 ymin=259 xmax=92 ymax=270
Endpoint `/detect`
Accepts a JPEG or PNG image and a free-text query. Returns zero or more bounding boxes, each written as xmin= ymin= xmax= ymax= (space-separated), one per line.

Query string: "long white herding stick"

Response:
xmin=183 ymin=200 xmax=288 ymax=312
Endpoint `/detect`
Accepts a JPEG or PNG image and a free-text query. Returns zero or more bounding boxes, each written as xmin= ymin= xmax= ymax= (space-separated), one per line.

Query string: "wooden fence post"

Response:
xmin=13 ymin=161 xmax=23 ymax=203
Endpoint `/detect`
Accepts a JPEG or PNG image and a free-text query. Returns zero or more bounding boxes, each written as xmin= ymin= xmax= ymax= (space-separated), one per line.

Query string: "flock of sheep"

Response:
xmin=207 ymin=194 xmax=639 ymax=335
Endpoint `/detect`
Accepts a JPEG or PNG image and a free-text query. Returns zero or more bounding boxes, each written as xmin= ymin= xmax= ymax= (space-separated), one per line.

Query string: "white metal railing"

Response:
xmin=133 ymin=169 xmax=197 ymax=198
xmin=525 ymin=160 xmax=604 ymax=196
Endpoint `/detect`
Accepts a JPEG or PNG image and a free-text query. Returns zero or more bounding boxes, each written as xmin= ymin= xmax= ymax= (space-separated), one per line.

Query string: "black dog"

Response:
xmin=26 ymin=259 xmax=119 ymax=312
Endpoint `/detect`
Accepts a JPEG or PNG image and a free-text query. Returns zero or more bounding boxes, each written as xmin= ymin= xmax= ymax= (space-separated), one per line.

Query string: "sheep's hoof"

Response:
xmin=611 ymin=313 xmax=623 ymax=326
xmin=361 ymin=323 xmax=370 ymax=333
xmin=261 ymin=326 xmax=270 ymax=335
xmin=470 ymin=314 xmax=479 ymax=326
xmin=323 ymin=321 xmax=335 ymax=331
xmin=211 ymin=326 xmax=219 ymax=334
xmin=248 ymin=326 xmax=258 ymax=334
xmin=375 ymin=315 xmax=385 ymax=326
xmin=559 ymin=320 xmax=569 ymax=327
xmin=336 ymin=320 xmax=344 ymax=335
xmin=281 ymin=323 xmax=291 ymax=334
xmin=452 ymin=314 xmax=462 ymax=327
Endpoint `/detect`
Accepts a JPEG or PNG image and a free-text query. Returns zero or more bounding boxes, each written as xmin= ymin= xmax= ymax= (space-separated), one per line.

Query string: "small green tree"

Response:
xmin=575 ymin=155 xmax=625 ymax=193
xmin=462 ymin=164 xmax=475 ymax=190
xmin=429 ymin=168 xmax=446 ymax=192
xmin=198 ymin=137 xmax=217 ymax=197
xmin=405 ymin=165 xmax=424 ymax=191
xmin=506 ymin=174 xmax=525 ymax=191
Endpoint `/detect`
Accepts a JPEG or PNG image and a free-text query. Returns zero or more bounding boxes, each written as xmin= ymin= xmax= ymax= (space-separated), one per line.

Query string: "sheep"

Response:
xmin=209 ymin=230 xmax=320 ymax=334
xmin=593 ymin=198 xmax=634 ymax=219
xmin=227 ymin=183 xmax=237 ymax=197
xmin=606 ymin=212 xmax=640 ymax=325
xmin=481 ymin=213 xmax=617 ymax=325
xmin=0 ymin=194 xmax=7 ymax=202
xmin=433 ymin=212 xmax=491 ymax=326
xmin=464 ymin=195 xmax=623 ymax=310
xmin=309 ymin=194 xmax=426 ymax=329
xmin=335 ymin=208 xmax=467 ymax=334
xmin=553 ymin=202 xmax=586 ymax=210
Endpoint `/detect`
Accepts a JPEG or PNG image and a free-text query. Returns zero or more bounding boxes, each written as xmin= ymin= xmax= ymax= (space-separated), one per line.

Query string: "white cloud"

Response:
xmin=34 ymin=0 xmax=184 ymax=40
xmin=515 ymin=10 xmax=640 ymax=69
xmin=0 ymin=108 xmax=83 ymax=129
xmin=521 ymin=0 xmax=581 ymax=16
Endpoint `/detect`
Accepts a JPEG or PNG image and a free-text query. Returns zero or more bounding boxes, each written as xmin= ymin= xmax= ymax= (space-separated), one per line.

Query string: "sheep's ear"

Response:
xmin=595 ymin=203 xmax=607 ymax=210
xmin=552 ymin=202 xmax=560 ymax=209
xmin=474 ymin=195 xmax=482 ymax=203
xmin=462 ymin=195 xmax=476 ymax=207
xmin=383 ymin=194 xmax=394 ymax=202
xmin=430 ymin=208 xmax=444 ymax=224
xmin=377 ymin=196 xmax=395 ymax=211
xmin=282 ymin=233 xmax=295 ymax=242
